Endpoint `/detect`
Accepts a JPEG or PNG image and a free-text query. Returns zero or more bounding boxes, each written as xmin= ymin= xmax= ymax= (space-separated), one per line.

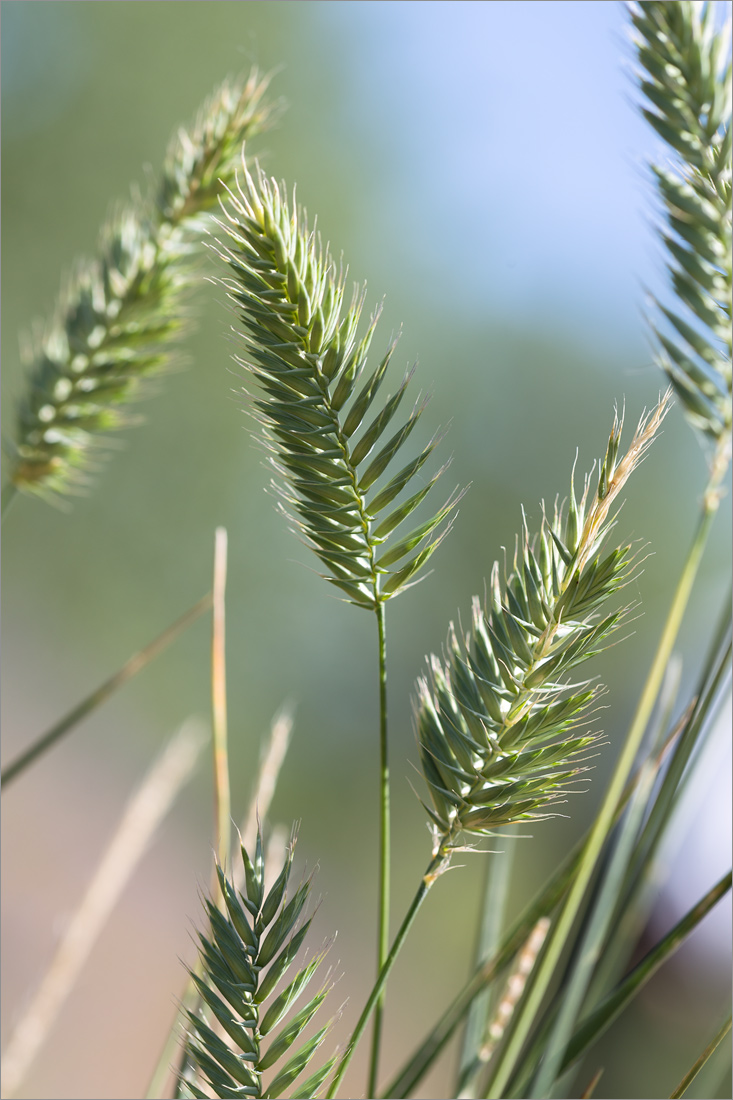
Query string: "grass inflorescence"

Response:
xmin=214 ymin=158 xmax=463 ymax=609
xmin=7 ymin=71 xmax=279 ymax=501
xmin=630 ymin=1 xmax=732 ymax=452
xmin=181 ymin=828 xmax=336 ymax=1100
xmin=417 ymin=398 xmax=670 ymax=856
xmin=5 ymin=5 xmax=730 ymax=1099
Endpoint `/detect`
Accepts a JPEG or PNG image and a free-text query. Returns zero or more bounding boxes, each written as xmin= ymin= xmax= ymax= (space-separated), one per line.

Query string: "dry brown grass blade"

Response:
xmin=1 ymin=719 xmax=207 ymax=1099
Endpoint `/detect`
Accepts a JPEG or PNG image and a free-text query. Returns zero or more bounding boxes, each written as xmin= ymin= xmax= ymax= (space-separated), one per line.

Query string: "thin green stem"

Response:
xmin=2 ymin=481 xmax=18 ymax=518
xmin=669 ymin=1013 xmax=732 ymax=1100
xmin=211 ymin=527 xmax=231 ymax=877
xmin=484 ymin=493 xmax=718 ymax=1098
xmin=1 ymin=593 xmax=212 ymax=788
xmin=368 ymin=598 xmax=391 ymax=1097
xmin=327 ymin=850 xmax=447 ymax=1099
xmin=380 ymin=712 xmax=686 ymax=1100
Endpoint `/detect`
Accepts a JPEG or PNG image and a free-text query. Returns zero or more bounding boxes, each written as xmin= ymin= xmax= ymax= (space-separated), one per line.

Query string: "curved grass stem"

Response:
xmin=483 ymin=485 xmax=721 ymax=1098
xmin=368 ymin=598 xmax=391 ymax=1096
xmin=327 ymin=850 xmax=447 ymax=1099
xmin=457 ymin=831 xmax=515 ymax=1098
xmin=669 ymin=1011 xmax=732 ymax=1100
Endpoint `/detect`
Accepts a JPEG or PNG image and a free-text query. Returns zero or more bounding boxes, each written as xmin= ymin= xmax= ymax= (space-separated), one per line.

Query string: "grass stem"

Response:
xmin=669 ymin=1013 xmax=732 ymax=1100
xmin=2 ymin=720 xmax=206 ymax=1099
xmin=327 ymin=850 xmax=447 ymax=1098
xmin=1 ymin=593 xmax=212 ymax=788
xmin=239 ymin=703 xmax=294 ymax=855
xmin=381 ymin=712 xmax=686 ymax=1099
xmin=148 ymin=705 xmax=294 ymax=1100
xmin=368 ymin=598 xmax=391 ymax=1097
xmin=211 ymin=526 xmax=230 ymax=878
xmin=457 ymin=832 xmax=515 ymax=1098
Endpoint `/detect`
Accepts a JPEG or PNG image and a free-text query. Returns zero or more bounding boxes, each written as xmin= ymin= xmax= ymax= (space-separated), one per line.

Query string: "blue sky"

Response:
xmin=4 ymin=0 xmax=728 ymax=350
xmin=320 ymin=1 xmax=730 ymax=340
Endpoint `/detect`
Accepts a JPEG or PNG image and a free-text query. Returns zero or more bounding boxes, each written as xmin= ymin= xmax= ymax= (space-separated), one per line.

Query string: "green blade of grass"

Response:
xmin=1 ymin=592 xmax=212 ymax=788
xmin=529 ymin=758 xmax=658 ymax=1096
xmin=579 ymin=1066 xmax=604 ymax=1098
xmin=505 ymin=866 xmax=732 ymax=1099
xmin=586 ymin=620 xmax=731 ymax=1005
xmin=623 ymin=621 xmax=732 ymax=900
xmin=561 ymin=871 xmax=732 ymax=1076
xmin=456 ymin=829 xmax=516 ymax=1099
xmin=525 ymin=615 xmax=731 ymax=1095
xmin=669 ymin=1013 xmax=732 ymax=1099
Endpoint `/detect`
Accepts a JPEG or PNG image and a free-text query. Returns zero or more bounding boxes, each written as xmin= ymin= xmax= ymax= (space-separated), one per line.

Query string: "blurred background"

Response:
xmin=1 ymin=3 xmax=730 ymax=1098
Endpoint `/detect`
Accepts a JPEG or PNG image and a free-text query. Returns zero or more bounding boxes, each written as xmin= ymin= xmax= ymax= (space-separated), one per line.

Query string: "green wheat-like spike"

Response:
xmin=8 ymin=70 xmax=279 ymax=501
xmin=629 ymin=1 xmax=732 ymax=449
xmin=417 ymin=396 xmax=670 ymax=852
xmin=214 ymin=159 xmax=462 ymax=608
xmin=182 ymin=827 xmax=335 ymax=1100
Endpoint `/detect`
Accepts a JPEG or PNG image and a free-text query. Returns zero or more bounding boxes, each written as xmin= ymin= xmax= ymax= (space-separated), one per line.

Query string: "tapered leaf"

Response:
xmin=669 ymin=1013 xmax=732 ymax=1099
xmin=561 ymin=871 xmax=731 ymax=1074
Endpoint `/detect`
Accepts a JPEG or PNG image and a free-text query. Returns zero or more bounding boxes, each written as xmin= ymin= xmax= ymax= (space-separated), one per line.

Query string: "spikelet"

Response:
xmin=181 ymin=827 xmax=336 ymax=1100
xmin=630 ymin=2 xmax=731 ymax=452
xmin=417 ymin=396 xmax=670 ymax=854
xmin=9 ymin=71 xmax=280 ymax=500
xmin=214 ymin=159 xmax=464 ymax=608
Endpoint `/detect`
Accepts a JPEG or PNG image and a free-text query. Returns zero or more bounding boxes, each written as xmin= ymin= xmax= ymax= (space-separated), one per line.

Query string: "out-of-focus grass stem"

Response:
xmin=211 ymin=526 xmax=230 ymax=879
xmin=368 ymin=598 xmax=391 ymax=1097
xmin=1 ymin=593 xmax=212 ymax=788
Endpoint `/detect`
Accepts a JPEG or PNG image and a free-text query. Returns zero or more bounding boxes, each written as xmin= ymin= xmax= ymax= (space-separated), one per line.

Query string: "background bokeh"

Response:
xmin=2 ymin=3 xmax=730 ymax=1098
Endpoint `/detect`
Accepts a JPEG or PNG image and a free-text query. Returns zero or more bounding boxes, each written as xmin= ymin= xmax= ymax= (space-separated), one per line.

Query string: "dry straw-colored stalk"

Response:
xmin=457 ymin=916 xmax=550 ymax=1097
xmin=153 ymin=707 xmax=295 ymax=1100
xmin=1 ymin=719 xmax=207 ymax=1099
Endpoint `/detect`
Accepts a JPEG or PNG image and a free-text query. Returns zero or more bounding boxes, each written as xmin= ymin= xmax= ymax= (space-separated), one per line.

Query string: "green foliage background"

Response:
xmin=2 ymin=3 xmax=730 ymax=1098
